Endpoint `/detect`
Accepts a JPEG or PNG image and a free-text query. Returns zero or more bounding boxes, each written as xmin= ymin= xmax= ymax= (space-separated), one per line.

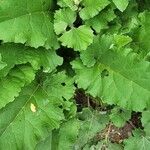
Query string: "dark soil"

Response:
xmin=75 ymin=89 xmax=100 ymax=111
xmin=75 ymin=89 xmax=112 ymax=112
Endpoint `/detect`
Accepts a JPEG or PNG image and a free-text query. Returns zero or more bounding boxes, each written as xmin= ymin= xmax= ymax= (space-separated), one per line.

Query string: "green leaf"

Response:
xmin=0 ymin=43 xmax=63 ymax=77
xmin=137 ymin=12 xmax=150 ymax=56
xmin=54 ymin=8 xmax=76 ymax=35
xmin=43 ymin=72 xmax=75 ymax=101
xmin=36 ymin=118 xmax=80 ymax=150
xmin=57 ymin=0 xmax=80 ymax=11
xmin=0 ymin=65 xmax=35 ymax=109
xmin=124 ymin=131 xmax=150 ymax=150
xmin=0 ymin=0 xmax=59 ymax=49
xmin=114 ymin=34 xmax=132 ymax=48
xmin=35 ymin=134 xmax=53 ymax=150
xmin=1 ymin=1 xmax=150 ymax=149
xmin=72 ymin=44 xmax=150 ymax=111
xmin=75 ymin=108 xmax=109 ymax=149
xmin=59 ymin=25 xmax=94 ymax=51
xmin=0 ymin=83 xmax=65 ymax=150
xmin=80 ymin=35 xmax=113 ymax=67
xmin=72 ymin=59 xmax=102 ymax=90
xmin=0 ymin=54 xmax=7 ymax=70
xmin=110 ymin=107 xmax=131 ymax=127
xmin=53 ymin=119 xmax=81 ymax=150
xmin=112 ymin=0 xmax=129 ymax=12
xmin=84 ymin=141 xmax=123 ymax=150
xmin=79 ymin=0 xmax=110 ymax=20
xmin=85 ymin=7 xmax=116 ymax=33
xmin=142 ymin=111 xmax=150 ymax=136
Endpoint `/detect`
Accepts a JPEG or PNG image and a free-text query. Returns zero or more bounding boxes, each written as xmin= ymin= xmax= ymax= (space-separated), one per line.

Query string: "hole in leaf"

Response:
xmin=139 ymin=25 xmax=142 ymax=28
xmin=101 ymin=69 xmax=109 ymax=78
xmin=66 ymin=26 xmax=71 ymax=31
xmin=119 ymin=109 xmax=123 ymax=113
xmin=61 ymin=82 xmax=66 ymax=86
xmin=59 ymin=105 xmax=63 ymax=109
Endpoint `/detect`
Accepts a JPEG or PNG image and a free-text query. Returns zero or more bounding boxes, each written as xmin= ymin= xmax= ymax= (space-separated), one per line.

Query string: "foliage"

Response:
xmin=0 ymin=0 xmax=150 ymax=149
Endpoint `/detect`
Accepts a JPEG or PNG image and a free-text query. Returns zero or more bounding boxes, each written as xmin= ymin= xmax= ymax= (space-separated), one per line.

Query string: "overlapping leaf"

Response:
xmin=57 ymin=0 xmax=79 ymax=11
xmin=85 ymin=7 xmax=116 ymax=33
xmin=59 ymin=25 xmax=94 ymax=51
xmin=58 ymin=0 xmax=110 ymax=19
xmin=0 ymin=65 xmax=35 ymax=109
xmin=1 ymin=0 xmax=150 ymax=149
xmin=54 ymin=8 xmax=76 ymax=35
xmin=0 ymin=71 xmax=75 ymax=150
xmin=110 ymin=107 xmax=131 ymax=127
xmin=75 ymin=108 xmax=109 ymax=149
xmin=0 ymin=43 xmax=63 ymax=77
xmin=54 ymin=1 xmax=95 ymax=51
xmin=80 ymin=35 xmax=113 ymax=67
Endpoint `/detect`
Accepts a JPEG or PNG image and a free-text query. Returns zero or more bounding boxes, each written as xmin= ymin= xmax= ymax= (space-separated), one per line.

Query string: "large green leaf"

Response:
xmin=0 ymin=44 xmax=63 ymax=77
xmin=0 ymin=70 xmax=76 ymax=149
xmin=0 ymin=83 xmax=65 ymax=150
xmin=0 ymin=65 xmax=35 ymax=109
xmin=0 ymin=0 xmax=59 ymax=49
xmin=72 ymin=35 xmax=150 ymax=111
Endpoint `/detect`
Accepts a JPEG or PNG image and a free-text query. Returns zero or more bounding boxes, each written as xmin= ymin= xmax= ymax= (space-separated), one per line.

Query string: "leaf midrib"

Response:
xmin=0 ymin=84 xmax=40 ymax=137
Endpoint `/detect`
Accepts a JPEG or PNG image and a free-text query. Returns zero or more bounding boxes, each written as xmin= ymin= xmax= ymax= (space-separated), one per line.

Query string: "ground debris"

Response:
xmin=91 ymin=112 xmax=142 ymax=144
